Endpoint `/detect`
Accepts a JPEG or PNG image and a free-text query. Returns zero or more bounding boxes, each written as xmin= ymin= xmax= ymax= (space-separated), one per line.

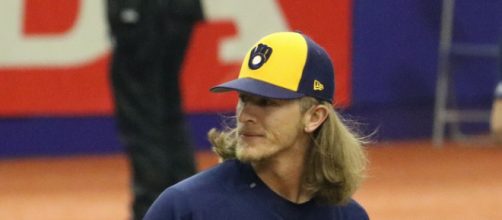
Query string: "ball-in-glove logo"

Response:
xmin=248 ymin=43 xmax=273 ymax=70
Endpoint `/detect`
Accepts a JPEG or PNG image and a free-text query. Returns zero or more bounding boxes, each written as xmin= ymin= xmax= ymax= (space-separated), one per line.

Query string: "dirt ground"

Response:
xmin=1 ymin=140 xmax=501 ymax=220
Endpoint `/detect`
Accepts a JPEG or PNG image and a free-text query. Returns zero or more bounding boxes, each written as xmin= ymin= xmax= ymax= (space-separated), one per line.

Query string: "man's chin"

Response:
xmin=235 ymin=145 xmax=266 ymax=163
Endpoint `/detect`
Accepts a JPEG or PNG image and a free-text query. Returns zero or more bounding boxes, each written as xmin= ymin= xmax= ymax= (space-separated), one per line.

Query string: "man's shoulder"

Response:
xmin=170 ymin=159 xmax=243 ymax=192
xmin=144 ymin=160 xmax=248 ymax=220
xmin=336 ymin=199 xmax=369 ymax=220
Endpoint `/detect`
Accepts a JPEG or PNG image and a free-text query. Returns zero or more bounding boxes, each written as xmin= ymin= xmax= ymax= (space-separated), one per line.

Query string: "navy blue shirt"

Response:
xmin=144 ymin=159 xmax=369 ymax=220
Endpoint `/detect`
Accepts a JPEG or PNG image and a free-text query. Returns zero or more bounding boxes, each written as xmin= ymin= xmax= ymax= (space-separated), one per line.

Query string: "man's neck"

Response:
xmin=251 ymin=142 xmax=312 ymax=204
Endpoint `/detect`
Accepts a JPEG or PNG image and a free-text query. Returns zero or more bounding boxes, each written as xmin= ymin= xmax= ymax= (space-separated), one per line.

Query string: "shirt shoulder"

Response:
xmin=171 ymin=159 xmax=243 ymax=192
xmin=143 ymin=160 xmax=248 ymax=220
xmin=338 ymin=199 xmax=369 ymax=220
xmin=143 ymin=187 xmax=192 ymax=220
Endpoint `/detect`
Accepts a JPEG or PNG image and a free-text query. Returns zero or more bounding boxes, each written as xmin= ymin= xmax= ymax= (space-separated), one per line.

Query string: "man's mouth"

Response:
xmin=238 ymin=130 xmax=264 ymax=138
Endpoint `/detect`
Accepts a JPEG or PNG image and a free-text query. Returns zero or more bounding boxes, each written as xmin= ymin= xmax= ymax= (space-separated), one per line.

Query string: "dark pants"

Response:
xmin=107 ymin=1 xmax=202 ymax=219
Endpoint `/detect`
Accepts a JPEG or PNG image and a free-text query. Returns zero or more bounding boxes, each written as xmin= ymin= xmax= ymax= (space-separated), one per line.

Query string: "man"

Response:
xmin=106 ymin=0 xmax=203 ymax=219
xmin=144 ymin=32 xmax=369 ymax=220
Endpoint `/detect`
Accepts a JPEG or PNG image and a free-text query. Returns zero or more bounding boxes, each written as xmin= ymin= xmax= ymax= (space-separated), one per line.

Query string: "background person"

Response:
xmin=490 ymin=38 xmax=502 ymax=144
xmin=106 ymin=0 xmax=203 ymax=219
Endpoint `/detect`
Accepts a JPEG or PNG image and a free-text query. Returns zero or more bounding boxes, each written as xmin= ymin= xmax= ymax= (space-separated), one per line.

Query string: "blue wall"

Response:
xmin=1 ymin=0 xmax=501 ymax=158
xmin=350 ymin=0 xmax=500 ymax=139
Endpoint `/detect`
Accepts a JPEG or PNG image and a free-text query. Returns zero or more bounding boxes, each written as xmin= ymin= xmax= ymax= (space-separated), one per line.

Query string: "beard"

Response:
xmin=235 ymin=139 xmax=268 ymax=163
xmin=235 ymin=141 xmax=264 ymax=162
xmin=235 ymin=123 xmax=305 ymax=163
xmin=235 ymin=136 xmax=286 ymax=163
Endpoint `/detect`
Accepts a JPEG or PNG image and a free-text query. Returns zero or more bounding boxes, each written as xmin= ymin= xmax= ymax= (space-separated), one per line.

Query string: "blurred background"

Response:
xmin=1 ymin=0 xmax=501 ymax=219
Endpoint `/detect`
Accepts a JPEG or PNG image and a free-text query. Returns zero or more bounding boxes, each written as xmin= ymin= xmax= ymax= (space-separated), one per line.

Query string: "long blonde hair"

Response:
xmin=208 ymin=97 xmax=368 ymax=205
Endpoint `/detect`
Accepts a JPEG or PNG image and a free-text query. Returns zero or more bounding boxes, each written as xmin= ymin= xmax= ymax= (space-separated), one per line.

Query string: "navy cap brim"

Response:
xmin=210 ymin=78 xmax=304 ymax=100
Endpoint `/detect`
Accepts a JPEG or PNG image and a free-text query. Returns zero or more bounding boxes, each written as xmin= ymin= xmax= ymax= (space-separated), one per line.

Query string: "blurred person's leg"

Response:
xmin=492 ymin=82 xmax=502 ymax=144
xmin=107 ymin=0 xmax=202 ymax=219
xmin=491 ymin=38 xmax=502 ymax=144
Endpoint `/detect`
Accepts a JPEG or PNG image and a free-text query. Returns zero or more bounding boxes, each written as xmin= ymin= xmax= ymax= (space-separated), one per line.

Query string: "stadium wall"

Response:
xmin=1 ymin=0 xmax=500 ymax=158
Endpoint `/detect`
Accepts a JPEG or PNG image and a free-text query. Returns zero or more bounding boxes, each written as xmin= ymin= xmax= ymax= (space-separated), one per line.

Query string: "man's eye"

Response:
xmin=257 ymin=99 xmax=274 ymax=106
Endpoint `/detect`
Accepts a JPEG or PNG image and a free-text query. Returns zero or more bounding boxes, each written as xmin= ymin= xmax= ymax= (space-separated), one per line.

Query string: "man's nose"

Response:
xmin=237 ymin=102 xmax=257 ymax=124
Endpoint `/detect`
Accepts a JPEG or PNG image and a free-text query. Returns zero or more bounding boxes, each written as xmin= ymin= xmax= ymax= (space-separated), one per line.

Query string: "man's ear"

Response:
xmin=303 ymin=105 xmax=329 ymax=133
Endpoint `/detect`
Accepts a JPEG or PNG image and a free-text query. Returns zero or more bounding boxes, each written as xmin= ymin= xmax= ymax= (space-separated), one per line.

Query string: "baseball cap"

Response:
xmin=210 ymin=32 xmax=335 ymax=103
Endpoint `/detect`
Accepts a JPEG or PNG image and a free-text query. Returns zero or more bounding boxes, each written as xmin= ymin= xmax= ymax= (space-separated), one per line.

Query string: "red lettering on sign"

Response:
xmin=0 ymin=0 xmax=352 ymax=116
xmin=180 ymin=21 xmax=240 ymax=113
xmin=23 ymin=0 xmax=79 ymax=35
xmin=0 ymin=55 xmax=113 ymax=116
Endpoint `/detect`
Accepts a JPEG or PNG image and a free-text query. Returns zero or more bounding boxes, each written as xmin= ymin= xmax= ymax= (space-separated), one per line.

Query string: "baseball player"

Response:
xmin=144 ymin=32 xmax=369 ymax=220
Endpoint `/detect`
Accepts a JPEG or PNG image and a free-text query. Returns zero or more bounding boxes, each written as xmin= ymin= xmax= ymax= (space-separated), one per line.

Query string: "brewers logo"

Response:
xmin=248 ymin=43 xmax=273 ymax=70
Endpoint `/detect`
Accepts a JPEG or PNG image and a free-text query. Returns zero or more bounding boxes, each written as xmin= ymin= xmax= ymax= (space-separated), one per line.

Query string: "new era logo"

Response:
xmin=313 ymin=80 xmax=324 ymax=91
